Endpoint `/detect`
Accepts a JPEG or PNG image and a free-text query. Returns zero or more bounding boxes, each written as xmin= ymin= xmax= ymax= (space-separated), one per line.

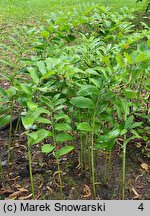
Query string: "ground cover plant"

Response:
xmin=0 ymin=1 xmax=150 ymax=200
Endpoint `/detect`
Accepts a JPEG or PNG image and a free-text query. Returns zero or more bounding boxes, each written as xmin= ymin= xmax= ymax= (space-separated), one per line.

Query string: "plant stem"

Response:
xmin=0 ymin=156 xmax=6 ymax=187
xmin=122 ymin=134 xmax=126 ymax=200
xmin=7 ymin=100 xmax=13 ymax=175
xmin=56 ymin=158 xmax=63 ymax=194
xmin=91 ymin=129 xmax=96 ymax=199
xmin=28 ymin=142 xmax=35 ymax=197
xmin=12 ymin=109 xmax=22 ymax=163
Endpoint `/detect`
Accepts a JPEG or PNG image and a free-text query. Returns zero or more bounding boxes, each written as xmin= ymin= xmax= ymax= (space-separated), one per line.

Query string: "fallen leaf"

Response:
xmin=132 ymin=187 xmax=140 ymax=199
xmin=19 ymin=194 xmax=33 ymax=200
xmin=82 ymin=184 xmax=91 ymax=198
xmin=141 ymin=163 xmax=149 ymax=171
xmin=8 ymin=188 xmax=28 ymax=199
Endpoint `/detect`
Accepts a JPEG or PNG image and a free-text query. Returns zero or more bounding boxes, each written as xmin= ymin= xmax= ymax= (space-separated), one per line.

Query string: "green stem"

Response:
xmin=28 ymin=142 xmax=35 ymax=197
xmin=56 ymin=157 xmax=63 ymax=194
xmin=91 ymin=104 xmax=98 ymax=199
xmin=7 ymin=100 xmax=13 ymax=175
xmin=91 ymin=129 xmax=96 ymax=199
xmin=0 ymin=156 xmax=5 ymax=187
xmin=104 ymin=152 xmax=108 ymax=183
xmin=12 ymin=109 xmax=22 ymax=163
xmin=122 ymin=134 xmax=126 ymax=200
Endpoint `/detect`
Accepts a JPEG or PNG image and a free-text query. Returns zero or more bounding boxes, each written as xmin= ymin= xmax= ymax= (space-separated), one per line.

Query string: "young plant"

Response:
xmin=42 ymin=144 xmax=74 ymax=193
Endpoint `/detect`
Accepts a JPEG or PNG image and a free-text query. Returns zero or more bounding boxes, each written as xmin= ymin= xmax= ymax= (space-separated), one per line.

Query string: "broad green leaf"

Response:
xmin=70 ymin=96 xmax=95 ymax=109
xmin=40 ymin=70 xmax=55 ymax=80
xmin=55 ymin=145 xmax=74 ymax=158
xmin=129 ymin=122 xmax=142 ymax=129
xmin=0 ymin=87 xmax=6 ymax=96
xmin=107 ymin=128 xmax=121 ymax=139
xmin=135 ymin=52 xmax=150 ymax=63
xmin=124 ymin=52 xmax=133 ymax=64
xmin=96 ymin=139 xmax=115 ymax=151
xmin=27 ymin=101 xmax=38 ymax=110
xmin=41 ymin=30 xmax=50 ymax=39
xmin=77 ymin=122 xmax=92 ymax=132
xmin=20 ymin=83 xmax=32 ymax=95
xmin=54 ymin=113 xmax=70 ymax=122
xmin=116 ymin=54 xmax=125 ymax=67
xmin=37 ymin=61 xmax=46 ymax=75
xmin=123 ymin=89 xmax=137 ymax=99
xmin=54 ymin=123 xmax=72 ymax=131
xmin=22 ymin=108 xmax=50 ymax=129
xmin=77 ymin=85 xmax=99 ymax=96
xmin=55 ymin=133 xmax=73 ymax=142
xmin=89 ymin=78 xmax=101 ymax=88
xmin=46 ymin=57 xmax=59 ymax=70
xmin=6 ymin=86 xmax=16 ymax=96
xmin=28 ymin=129 xmax=52 ymax=145
xmin=85 ymin=69 xmax=100 ymax=76
xmin=36 ymin=117 xmax=51 ymax=124
xmin=42 ymin=144 xmax=55 ymax=153
xmin=0 ymin=115 xmax=11 ymax=127
xmin=120 ymin=129 xmax=127 ymax=136
xmin=124 ymin=115 xmax=134 ymax=129
xmin=131 ymin=130 xmax=141 ymax=138
xmin=27 ymin=67 xmax=39 ymax=84
xmin=22 ymin=116 xmax=35 ymax=130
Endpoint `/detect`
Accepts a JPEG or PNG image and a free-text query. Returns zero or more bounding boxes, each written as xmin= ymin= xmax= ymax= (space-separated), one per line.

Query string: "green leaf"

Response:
xmin=70 ymin=96 xmax=95 ymax=109
xmin=129 ymin=122 xmax=142 ymax=129
xmin=0 ymin=115 xmax=11 ymax=127
xmin=41 ymin=30 xmax=50 ymax=39
xmin=28 ymin=129 xmax=52 ymax=145
xmin=124 ymin=52 xmax=133 ymax=64
xmin=27 ymin=101 xmax=38 ymax=110
xmin=124 ymin=115 xmax=134 ymax=129
xmin=42 ymin=144 xmax=55 ymax=154
xmin=55 ymin=145 xmax=74 ymax=158
xmin=55 ymin=133 xmax=73 ymax=142
xmin=77 ymin=122 xmax=92 ymax=132
xmin=6 ymin=86 xmax=16 ymax=96
xmin=89 ymin=78 xmax=101 ymax=88
xmin=131 ymin=130 xmax=141 ymax=138
xmin=54 ymin=123 xmax=72 ymax=131
xmin=107 ymin=128 xmax=121 ymax=139
xmin=77 ymin=85 xmax=99 ymax=96
xmin=22 ymin=108 xmax=50 ymax=129
xmin=54 ymin=113 xmax=71 ymax=122
xmin=40 ymin=70 xmax=55 ymax=80
xmin=20 ymin=83 xmax=32 ymax=95
xmin=116 ymin=54 xmax=125 ymax=67
xmin=37 ymin=61 xmax=47 ymax=75
xmin=85 ymin=69 xmax=100 ymax=76
xmin=36 ymin=117 xmax=51 ymax=124
xmin=120 ymin=129 xmax=127 ymax=136
xmin=123 ymin=89 xmax=137 ymax=99
xmin=27 ymin=67 xmax=39 ymax=84
xmin=135 ymin=52 xmax=150 ymax=63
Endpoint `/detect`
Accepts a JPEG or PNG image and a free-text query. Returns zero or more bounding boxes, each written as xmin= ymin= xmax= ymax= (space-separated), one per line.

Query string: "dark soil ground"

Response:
xmin=0 ymin=124 xmax=150 ymax=200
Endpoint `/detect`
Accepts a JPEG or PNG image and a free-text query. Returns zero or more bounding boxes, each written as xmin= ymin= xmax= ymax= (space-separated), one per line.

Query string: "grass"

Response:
xmin=0 ymin=0 xmax=148 ymax=25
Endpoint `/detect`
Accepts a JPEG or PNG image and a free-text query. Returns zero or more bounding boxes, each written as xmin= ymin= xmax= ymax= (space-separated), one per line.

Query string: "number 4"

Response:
xmin=138 ymin=203 xmax=144 ymax=211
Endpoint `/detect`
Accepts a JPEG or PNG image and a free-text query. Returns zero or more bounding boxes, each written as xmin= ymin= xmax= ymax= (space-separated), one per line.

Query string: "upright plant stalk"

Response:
xmin=51 ymin=117 xmax=63 ymax=193
xmin=28 ymin=141 xmax=35 ymax=197
xmin=0 ymin=156 xmax=6 ymax=187
xmin=91 ymin=103 xmax=98 ymax=199
xmin=122 ymin=135 xmax=126 ymax=200
xmin=91 ymin=128 xmax=96 ymax=199
xmin=56 ymin=157 xmax=63 ymax=194
xmin=12 ymin=109 xmax=22 ymax=163
xmin=7 ymin=100 xmax=13 ymax=175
